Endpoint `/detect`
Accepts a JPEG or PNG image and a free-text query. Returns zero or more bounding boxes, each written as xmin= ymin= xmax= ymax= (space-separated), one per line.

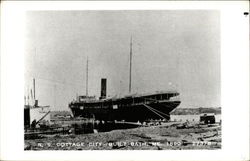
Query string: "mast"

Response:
xmin=24 ymin=96 xmax=26 ymax=105
xmin=86 ymin=56 xmax=89 ymax=96
xmin=54 ymin=84 xmax=56 ymax=108
xmin=129 ymin=36 xmax=132 ymax=93
xmin=33 ymin=78 xmax=36 ymax=100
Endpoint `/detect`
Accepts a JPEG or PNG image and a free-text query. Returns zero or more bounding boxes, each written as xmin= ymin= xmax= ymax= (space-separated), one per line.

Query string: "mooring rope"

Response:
xmin=146 ymin=105 xmax=170 ymax=117
xmin=142 ymin=104 xmax=166 ymax=119
xmin=142 ymin=97 xmax=170 ymax=117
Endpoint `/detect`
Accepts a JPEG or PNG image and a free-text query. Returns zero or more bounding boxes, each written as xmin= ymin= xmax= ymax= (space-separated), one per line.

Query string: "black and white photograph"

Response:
xmin=0 ymin=1 xmax=249 ymax=161
xmin=24 ymin=10 xmax=221 ymax=150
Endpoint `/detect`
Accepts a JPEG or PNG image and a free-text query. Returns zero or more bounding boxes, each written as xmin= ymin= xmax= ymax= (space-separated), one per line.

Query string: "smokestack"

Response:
xmin=33 ymin=78 xmax=38 ymax=106
xmin=34 ymin=100 xmax=38 ymax=107
xmin=100 ymin=78 xmax=107 ymax=99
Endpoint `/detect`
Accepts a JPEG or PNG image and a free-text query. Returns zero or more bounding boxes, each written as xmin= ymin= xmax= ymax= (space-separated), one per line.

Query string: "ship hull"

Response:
xmin=70 ymin=100 xmax=180 ymax=122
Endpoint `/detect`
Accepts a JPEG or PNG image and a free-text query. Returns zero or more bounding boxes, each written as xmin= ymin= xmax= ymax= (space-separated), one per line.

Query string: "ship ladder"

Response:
xmin=142 ymin=104 xmax=169 ymax=120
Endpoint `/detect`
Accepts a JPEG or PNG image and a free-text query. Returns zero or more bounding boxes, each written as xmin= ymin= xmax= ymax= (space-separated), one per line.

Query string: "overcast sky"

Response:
xmin=24 ymin=10 xmax=220 ymax=110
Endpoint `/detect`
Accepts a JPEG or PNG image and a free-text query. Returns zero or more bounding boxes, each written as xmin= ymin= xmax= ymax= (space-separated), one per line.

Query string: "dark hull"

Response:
xmin=70 ymin=100 xmax=180 ymax=122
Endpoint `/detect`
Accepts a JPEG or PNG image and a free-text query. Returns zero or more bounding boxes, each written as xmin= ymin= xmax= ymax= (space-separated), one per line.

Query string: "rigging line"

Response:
xmin=129 ymin=36 xmax=132 ymax=93
xmin=26 ymin=76 xmax=84 ymax=87
xmin=142 ymin=104 xmax=166 ymax=119
xmin=145 ymin=105 xmax=170 ymax=117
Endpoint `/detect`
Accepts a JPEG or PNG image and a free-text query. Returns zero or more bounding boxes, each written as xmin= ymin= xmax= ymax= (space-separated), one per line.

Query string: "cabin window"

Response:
xmin=113 ymin=105 xmax=118 ymax=109
xmin=162 ymin=94 xmax=169 ymax=99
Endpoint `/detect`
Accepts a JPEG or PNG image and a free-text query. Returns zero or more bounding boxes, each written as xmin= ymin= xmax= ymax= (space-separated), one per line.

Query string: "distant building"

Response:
xmin=170 ymin=111 xmax=220 ymax=123
xmin=199 ymin=113 xmax=216 ymax=124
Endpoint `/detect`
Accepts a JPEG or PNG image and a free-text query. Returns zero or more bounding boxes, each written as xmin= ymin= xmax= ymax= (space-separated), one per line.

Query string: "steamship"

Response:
xmin=69 ymin=38 xmax=181 ymax=122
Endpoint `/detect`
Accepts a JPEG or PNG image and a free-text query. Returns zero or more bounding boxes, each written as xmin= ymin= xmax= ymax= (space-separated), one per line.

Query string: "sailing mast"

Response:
xmin=129 ymin=36 xmax=132 ymax=93
xmin=33 ymin=78 xmax=36 ymax=100
xmin=86 ymin=56 xmax=89 ymax=96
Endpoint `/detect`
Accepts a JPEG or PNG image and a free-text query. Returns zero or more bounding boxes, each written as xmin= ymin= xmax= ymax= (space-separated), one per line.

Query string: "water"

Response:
xmin=170 ymin=114 xmax=221 ymax=123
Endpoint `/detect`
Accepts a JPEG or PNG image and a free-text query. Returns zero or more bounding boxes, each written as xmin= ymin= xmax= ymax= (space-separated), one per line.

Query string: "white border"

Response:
xmin=1 ymin=1 xmax=249 ymax=161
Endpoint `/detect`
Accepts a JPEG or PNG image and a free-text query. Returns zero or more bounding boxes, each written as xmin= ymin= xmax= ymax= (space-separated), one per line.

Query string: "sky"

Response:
xmin=24 ymin=10 xmax=220 ymax=110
